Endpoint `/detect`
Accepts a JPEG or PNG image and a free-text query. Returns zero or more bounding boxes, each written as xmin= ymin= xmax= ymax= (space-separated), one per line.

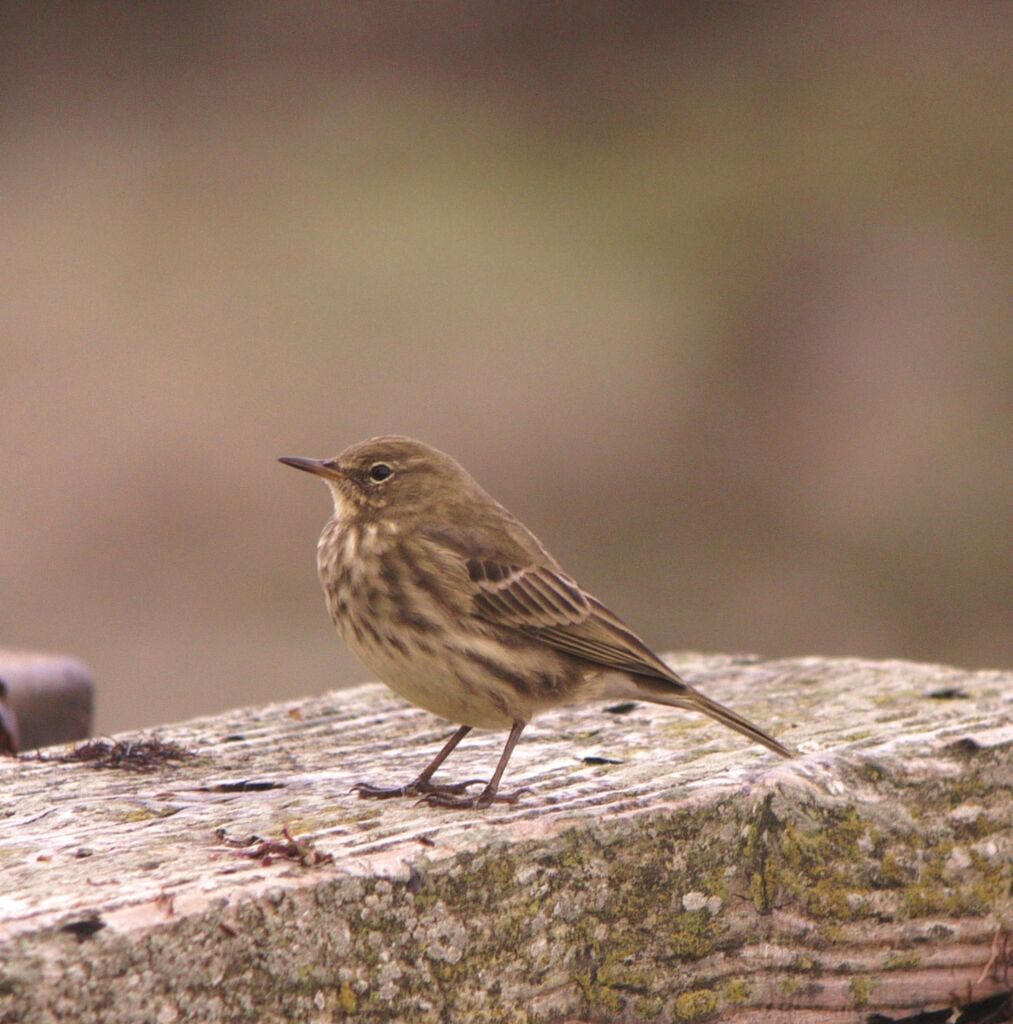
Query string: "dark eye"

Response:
xmin=368 ymin=463 xmax=393 ymax=482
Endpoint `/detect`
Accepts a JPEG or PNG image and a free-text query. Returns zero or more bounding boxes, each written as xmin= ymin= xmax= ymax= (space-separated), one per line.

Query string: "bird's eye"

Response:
xmin=368 ymin=463 xmax=393 ymax=482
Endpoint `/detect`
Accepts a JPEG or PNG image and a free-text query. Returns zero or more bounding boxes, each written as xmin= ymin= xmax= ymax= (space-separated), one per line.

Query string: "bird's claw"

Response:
xmin=424 ymin=777 xmax=486 ymax=795
xmin=350 ymin=782 xmax=410 ymax=800
xmin=351 ymin=778 xmax=486 ymax=801
xmin=414 ymin=786 xmax=533 ymax=810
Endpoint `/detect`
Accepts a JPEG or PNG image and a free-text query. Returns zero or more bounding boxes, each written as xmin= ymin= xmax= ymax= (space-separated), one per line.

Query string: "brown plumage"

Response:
xmin=280 ymin=436 xmax=792 ymax=809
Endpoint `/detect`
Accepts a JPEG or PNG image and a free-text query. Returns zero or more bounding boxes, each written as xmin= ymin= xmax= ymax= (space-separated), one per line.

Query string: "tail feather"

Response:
xmin=637 ymin=682 xmax=793 ymax=759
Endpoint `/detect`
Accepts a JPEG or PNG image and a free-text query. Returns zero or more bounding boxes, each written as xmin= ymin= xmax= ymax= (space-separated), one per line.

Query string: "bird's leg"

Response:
xmin=353 ymin=725 xmax=484 ymax=799
xmin=418 ymin=721 xmax=531 ymax=809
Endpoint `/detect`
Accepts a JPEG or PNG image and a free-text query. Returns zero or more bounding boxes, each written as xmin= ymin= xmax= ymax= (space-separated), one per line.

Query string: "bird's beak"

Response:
xmin=277 ymin=456 xmax=344 ymax=480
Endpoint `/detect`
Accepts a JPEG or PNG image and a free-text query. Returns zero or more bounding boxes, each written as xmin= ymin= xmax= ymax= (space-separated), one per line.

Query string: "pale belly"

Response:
xmin=346 ymin=633 xmax=518 ymax=730
xmin=317 ymin=516 xmax=595 ymax=730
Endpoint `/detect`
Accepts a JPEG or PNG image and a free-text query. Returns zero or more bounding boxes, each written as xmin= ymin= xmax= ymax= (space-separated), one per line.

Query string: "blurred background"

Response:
xmin=2 ymin=2 xmax=1010 ymax=734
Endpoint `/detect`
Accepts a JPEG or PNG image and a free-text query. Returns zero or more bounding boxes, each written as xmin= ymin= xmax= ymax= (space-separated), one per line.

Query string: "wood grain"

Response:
xmin=0 ymin=653 xmax=1009 ymax=1023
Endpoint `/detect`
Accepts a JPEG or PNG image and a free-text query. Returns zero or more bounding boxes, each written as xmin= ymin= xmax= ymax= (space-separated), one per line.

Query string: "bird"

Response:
xmin=280 ymin=436 xmax=792 ymax=809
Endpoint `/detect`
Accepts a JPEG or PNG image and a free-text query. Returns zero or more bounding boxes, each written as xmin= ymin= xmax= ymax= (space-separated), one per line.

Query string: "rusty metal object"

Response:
xmin=0 ymin=650 xmax=94 ymax=752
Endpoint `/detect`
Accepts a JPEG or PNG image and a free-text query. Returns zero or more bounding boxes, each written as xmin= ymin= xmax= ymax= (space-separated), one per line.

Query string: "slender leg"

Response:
xmin=353 ymin=725 xmax=484 ymax=800
xmin=418 ymin=721 xmax=531 ymax=809
xmin=413 ymin=725 xmax=473 ymax=786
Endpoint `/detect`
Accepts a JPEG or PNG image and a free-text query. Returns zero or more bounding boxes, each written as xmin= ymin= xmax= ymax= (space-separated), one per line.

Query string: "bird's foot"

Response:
xmin=415 ymin=785 xmax=533 ymax=810
xmin=351 ymin=778 xmax=485 ymax=801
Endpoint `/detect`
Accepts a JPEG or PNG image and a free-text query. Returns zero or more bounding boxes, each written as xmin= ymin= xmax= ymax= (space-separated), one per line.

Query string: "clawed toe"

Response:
xmin=487 ymin=786 xmax=532 ymax=807
xmin=350 ymin=782 xmax=410 ymax=800
xmin=351 ymin=778 xmax=486 ymax=801
xmin=423 ymin=777 xmax=486 ymax=795
xmin=498 ymin=786 xmax=533 ymax=804
xmin=353 ymin=721 xmax=530 ymax=810
xmin=415 ymin=786 xmax=532 ymax=810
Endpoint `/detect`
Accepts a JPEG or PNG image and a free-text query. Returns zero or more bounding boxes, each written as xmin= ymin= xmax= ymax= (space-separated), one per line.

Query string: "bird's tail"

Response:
xmin=635 ymin=679 xmax=793 ymax=759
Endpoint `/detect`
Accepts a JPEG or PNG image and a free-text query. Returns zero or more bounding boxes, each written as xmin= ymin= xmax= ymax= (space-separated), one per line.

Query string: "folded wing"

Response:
xmin=466 ymin=558 xmax=689 ymax=688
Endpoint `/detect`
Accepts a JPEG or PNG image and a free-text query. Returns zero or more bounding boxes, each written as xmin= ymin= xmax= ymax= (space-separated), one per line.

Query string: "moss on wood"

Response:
xmin=0 ymin=654 xmax=1010 ymax=1022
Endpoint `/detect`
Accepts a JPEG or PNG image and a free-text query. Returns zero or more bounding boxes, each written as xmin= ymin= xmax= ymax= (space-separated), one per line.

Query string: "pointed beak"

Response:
xmin=277 ymin=456 xmax=343 ymax=480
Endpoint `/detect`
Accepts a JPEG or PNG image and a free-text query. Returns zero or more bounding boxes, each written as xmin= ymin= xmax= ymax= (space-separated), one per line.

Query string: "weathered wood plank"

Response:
xmin=0 ymin=653 xmax=1010 ymax=1023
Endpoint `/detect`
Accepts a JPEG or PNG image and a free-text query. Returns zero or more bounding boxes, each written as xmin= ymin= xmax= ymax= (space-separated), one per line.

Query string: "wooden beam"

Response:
xmin=0 ymin=654 xmax=1009 ymax=1022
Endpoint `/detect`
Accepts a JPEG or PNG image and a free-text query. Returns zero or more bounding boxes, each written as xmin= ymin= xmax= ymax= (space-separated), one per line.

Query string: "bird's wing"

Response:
xmin=464 ymin=557 xmax=686 ymax=685
xmin=466 ymin=559 xmax=589 ymax=627
xmin=416 ymin=522 xmax=685 ymax=684
xmin=416 ymin=524 xmax=792 ymax=758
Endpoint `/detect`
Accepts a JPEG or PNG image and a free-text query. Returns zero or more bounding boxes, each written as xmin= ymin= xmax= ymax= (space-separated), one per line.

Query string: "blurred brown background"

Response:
xmin=2 ymin=2 xmax=1010 ymax=734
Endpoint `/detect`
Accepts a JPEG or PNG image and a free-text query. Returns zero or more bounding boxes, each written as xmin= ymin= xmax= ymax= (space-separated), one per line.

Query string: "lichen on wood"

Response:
xmin=0 ymin=654 xmax=1009 ymax=1023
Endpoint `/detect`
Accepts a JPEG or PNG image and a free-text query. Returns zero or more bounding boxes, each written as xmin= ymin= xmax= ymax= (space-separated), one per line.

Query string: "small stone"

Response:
xmin=516 ymin=864 xmax=539 ymax=885
xmin=378 ymin=961 xmax=402 ymax=986
xmin=948 ymin=803 xmax=985 ymax=824
xmin=944 ymin=846 xmax=972 ymax=874
xmin=978 ymin=840 xmax=998 ymax=859
xmin=682 ymin=891 xmax=708 ymax=912
xmin=156 ymin=1003 xmax=178 ymax=1024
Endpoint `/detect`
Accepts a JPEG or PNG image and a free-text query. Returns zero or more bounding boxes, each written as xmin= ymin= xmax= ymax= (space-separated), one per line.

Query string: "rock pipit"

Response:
xmin=281 ymin=437 xmax=791 ymax=809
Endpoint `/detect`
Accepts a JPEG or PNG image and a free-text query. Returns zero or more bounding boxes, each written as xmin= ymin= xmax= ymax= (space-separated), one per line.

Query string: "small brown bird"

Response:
xmin=280 ymin=437 xmax=791 ymax=808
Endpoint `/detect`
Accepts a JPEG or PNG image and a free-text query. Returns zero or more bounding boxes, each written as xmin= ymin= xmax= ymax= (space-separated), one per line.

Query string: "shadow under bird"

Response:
xmin=280 ymin=436 xmax=792 ymax=809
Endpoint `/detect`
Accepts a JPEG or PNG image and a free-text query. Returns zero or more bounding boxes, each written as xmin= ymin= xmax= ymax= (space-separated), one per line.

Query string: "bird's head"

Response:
xmin=279 ymin=436 xmax=482 ymax=524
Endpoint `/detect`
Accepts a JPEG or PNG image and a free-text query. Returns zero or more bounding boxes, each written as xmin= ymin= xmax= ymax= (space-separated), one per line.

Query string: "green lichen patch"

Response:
xmin=848 ymin=974 xmax=875 ymax=1006
xmin=738 ymin=746 xmax=1012 ymax=936
xmin=883 ymin=950 xmax=922 ymax=970
xmin=674 ymin=988 xmax=718 ymax=1019
xmin=722 ymin=978 xmax=751 ymax=1004
xmin=742 ymin=793 xmax=869 ymax=921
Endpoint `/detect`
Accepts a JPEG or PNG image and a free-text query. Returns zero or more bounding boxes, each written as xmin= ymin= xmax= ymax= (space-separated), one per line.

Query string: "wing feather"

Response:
xmin=416 ymin=525 xmax=684 ymax=685
xmin=469 ymin=561 xmax=589 ymax=628
xmin=468 ymin=560 xmax=684 ymax=684
xmin=415 ymin=527 xmax=789 ymax=756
